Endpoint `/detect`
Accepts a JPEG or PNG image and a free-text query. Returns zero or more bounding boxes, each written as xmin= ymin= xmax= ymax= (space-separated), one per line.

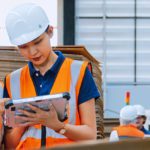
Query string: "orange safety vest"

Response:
xmin=113 ymin=124 xmax=144 ymax=139
xmin=6 ymin=58 xmax=88 ymax=150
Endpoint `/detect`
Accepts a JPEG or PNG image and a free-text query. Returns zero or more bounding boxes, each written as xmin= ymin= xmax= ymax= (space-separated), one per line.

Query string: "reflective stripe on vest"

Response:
xmin=69 ymin=60 xmax=83 ymax=124
xmin=0 ymin=84 xmax=3 ymax=98
xmin=21 ymin=126 xmax=67 ymax=141
xmin=9 ymin=59 xmax=85 ymax=144
xmin=10 ymin=68 xmax=22 ymax=99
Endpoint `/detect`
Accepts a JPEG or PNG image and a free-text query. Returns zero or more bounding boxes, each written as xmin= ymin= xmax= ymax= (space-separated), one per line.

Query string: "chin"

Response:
xmin=32 ymin=58 xmax=48 ymax=67
xmin=32 ymin=61 xmax=43 ymax=66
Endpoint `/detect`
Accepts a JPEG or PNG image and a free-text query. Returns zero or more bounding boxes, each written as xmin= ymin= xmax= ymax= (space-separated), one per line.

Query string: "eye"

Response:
xmin=18 ymin=45 xmax=28 ymax=49
xmin=34 ymin=39 xmax=42 ymax=45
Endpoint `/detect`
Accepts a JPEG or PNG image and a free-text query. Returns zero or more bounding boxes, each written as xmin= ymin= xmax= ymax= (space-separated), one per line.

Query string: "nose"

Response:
xmin=28 ymin=46 xmax=37 ymax=56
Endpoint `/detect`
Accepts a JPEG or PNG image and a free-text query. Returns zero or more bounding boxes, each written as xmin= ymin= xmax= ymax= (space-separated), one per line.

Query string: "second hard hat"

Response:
xmin=120 ymin=105 xmax=138 ymax=121
xmin=5 ymin=3 xmax=49 ymax=46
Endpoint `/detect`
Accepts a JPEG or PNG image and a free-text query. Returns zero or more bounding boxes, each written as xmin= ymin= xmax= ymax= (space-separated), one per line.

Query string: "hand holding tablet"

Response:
xmin=4 ymin=92 xmax=70 ymax=128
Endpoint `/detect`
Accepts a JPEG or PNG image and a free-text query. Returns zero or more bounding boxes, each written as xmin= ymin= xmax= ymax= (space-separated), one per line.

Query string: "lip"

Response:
xmin=32 ymin=56 xmax=41 ymax=61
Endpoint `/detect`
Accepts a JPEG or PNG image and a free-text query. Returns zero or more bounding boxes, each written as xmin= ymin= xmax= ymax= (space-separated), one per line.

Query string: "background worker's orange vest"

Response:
xmin=6 ymin=58 xmax=88 ymax=150
xmin=113 ymin=124 xmax=144 ymax=139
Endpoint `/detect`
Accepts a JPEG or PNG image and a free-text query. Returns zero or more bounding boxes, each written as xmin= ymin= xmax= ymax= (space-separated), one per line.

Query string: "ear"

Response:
xmin=47 ymin=26 xmax=53 ymax=38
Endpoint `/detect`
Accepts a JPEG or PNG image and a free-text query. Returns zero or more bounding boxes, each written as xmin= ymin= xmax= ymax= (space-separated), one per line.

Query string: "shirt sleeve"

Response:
xmin=78 ymin=67 xmax=100 ymax=105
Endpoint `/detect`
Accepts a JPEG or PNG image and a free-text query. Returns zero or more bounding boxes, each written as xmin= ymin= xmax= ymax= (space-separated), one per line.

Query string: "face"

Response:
xmin=18 ymin=27 xmax=53 ymax=68
xmin=136 ymin=116 xmax=145 ymax=129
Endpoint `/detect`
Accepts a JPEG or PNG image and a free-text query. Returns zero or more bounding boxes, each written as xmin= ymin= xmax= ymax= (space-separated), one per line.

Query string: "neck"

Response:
xmin=138 ymin=126 xmax=143 ymax=130
xmin=34 ymin=51 xmax=58 ymax=75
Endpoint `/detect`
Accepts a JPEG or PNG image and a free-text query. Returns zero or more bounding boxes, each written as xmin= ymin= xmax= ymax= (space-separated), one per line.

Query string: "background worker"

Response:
xmin=3 ymin=3 xmax=100 ymax=150
xmin=134 ymin=105 xmax=150 ymax=135
xmin=109 ymin=105 xmax=144 ymax=142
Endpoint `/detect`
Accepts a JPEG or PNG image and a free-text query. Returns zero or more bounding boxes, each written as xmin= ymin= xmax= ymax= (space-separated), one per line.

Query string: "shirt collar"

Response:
xmin=28 ymin=51 xmax=65 ymax=76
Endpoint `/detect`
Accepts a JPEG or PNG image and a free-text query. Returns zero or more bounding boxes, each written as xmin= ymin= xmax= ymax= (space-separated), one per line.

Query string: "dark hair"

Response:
xmin=45 ymin=25 xmax=49 ymax=33
xmin=141 ymin=115 xmax=147 ymax=124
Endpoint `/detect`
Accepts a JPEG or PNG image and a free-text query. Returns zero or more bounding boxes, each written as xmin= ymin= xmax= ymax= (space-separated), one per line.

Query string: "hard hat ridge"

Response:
xmin=5 ymin=3 xmax=49 ymax=46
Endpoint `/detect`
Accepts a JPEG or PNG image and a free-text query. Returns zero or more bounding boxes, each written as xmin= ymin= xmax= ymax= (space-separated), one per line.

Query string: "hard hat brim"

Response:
xmin=11 ymin=24 xmax=48 ymax=46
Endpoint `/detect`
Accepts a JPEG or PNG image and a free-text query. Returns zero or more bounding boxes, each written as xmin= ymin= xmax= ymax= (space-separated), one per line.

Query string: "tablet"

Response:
xmin=4 ymin=92 xmax=70 ymax=128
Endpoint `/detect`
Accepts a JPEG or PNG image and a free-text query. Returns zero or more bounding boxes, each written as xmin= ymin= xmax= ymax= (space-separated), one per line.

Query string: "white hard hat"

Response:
xmin=134 ymin=105 xmax=145 ymax=116
xmin=5 ymin=3 xmax=49 ymax=45
xmin=120 ymin=105 xmax=138 ymax=121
